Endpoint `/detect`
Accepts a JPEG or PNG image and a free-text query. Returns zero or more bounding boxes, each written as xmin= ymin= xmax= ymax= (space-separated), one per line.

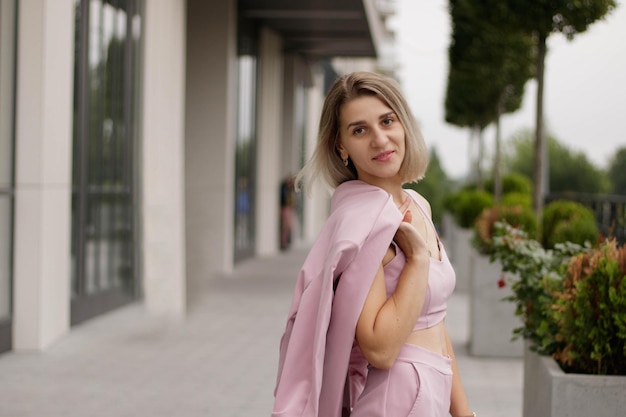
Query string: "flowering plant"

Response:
xmin=491 ymin=221 xmax=626 ymax=375
xmin=472 ymin=203 xmax=537 ymax=255
xmin=490 ymin=222 xmax=584 ymax=355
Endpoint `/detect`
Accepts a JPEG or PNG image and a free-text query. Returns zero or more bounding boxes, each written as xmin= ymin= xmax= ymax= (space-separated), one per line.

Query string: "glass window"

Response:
xmin=71 ymin=0 xmax=142 ymax=324
xmin=233 ymin=20 xmax=258 ymax=262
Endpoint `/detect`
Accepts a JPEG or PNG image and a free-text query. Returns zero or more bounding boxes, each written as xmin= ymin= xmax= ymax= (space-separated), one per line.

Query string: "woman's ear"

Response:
xmin=336 ymin=143 xmax=347 ymax=160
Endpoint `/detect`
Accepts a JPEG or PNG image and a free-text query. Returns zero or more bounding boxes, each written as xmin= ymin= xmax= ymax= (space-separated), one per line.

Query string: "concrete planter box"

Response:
xmin=469 ymin=250 xmax=524 ymax=357
xmin=448 ymin=227 xmax=473 ymax=292
xmin=523 ymin=346 xmax=626 ymax=417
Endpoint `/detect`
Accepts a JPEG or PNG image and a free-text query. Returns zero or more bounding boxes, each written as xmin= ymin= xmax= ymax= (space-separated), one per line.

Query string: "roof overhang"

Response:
xmin=239 ymin=0 xmax=388 ymax=58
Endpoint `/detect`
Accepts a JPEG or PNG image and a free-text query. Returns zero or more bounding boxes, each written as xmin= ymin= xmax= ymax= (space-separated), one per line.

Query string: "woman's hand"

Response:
xmin=394 ymin=197 xmax=429 ymax=261
xmin=355 ymin=196 xmax=431 ymax=369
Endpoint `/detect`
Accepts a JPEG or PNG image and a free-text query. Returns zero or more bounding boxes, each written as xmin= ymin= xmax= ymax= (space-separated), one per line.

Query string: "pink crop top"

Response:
xmin=382 ymin=196 xmax=456 ymax=331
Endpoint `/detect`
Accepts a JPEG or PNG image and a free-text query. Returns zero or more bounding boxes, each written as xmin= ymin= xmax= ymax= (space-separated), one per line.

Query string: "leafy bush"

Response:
xmin=491 ymin=222 xmax=626 ymax=375
xmin=485 ymin=172 xmax=533 ymax=196
xmin=449 ymin=189 xmax=494 ymax=228
xmin=490 ymin=222 xmax=585 ymax=357
xmin=473 ymin=204 xmax=537 ymax=254
xmin=552 ymin=240 xmax=626 ymax=375
xmin=501 ymin=192 xmax=532 ymax=209
xmin=542 ymin=200 xmax=599 ymax=248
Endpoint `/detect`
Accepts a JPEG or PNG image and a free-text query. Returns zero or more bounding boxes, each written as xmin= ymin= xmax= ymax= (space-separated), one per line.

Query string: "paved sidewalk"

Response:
xmin=0 ymin=245 xmax=522 ymax=417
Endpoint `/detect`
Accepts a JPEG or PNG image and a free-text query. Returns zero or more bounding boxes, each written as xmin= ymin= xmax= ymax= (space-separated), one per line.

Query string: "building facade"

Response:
xmin=0 ymin=0 xmax=395 ymax=353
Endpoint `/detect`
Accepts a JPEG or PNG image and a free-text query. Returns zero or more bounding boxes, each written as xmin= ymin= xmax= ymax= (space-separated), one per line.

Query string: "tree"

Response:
xmin=608 ymin=147 xmax=626 ymax=195
xmin=506 ymin=130 xmax=610 ymax=194
xmin=482 ymin=0 xmax=618 ymax=217
xmin=445 ymin=0 xmax=534 ymax=195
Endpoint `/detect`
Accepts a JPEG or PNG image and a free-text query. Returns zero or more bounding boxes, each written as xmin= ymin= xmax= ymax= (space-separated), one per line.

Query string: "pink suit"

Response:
xmin=272 ymin=180 xmax=402 ymax=417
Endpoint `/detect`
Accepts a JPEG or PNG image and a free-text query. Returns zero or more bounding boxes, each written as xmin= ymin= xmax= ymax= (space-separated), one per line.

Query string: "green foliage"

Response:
xmin=480 ymin=0 xmax=617 ymax=216
xmin=542 ymin=200 xmax=599 ymax=248
xmin=449 ymin=189 xmax=494 ymax=229
xmin=501 ymin=192 xmax=532 ymax=209
xmin=490 ymin=0 xmax=618 ymax=39
xmin=506 ymin=130 xmax=611 ymax=194
xmin=485 ymin=172 xmax=532 ymax=196
xmin=492 ymin=222 xmax=626 ymax=375
xmin=473 ymin=203 xmax=538 ymax=254
xmin=608 ymin=146 xmax=626 ymax=195
xmin=445 ymin=0 xmax=534 ymax=130
xmin=490 ymin=222 xmax=587 ymax=356
xmin=552 ymin=240 xmax=626 ymax=375
xmin=404 ymin=148 xmax=452 ymax=228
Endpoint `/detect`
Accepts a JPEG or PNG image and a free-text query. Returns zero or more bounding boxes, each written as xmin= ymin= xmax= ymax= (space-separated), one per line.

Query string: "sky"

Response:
xmin=390 ymin=0 xmax=626 ymax=179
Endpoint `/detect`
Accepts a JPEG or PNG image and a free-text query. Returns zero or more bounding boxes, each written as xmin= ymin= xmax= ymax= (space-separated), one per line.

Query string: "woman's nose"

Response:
xmin=370 ymin=126 xmax=387 ymax=147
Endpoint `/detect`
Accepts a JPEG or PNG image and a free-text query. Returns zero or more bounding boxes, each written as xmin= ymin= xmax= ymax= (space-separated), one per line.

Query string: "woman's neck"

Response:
xmin=359 ymin=179 xmax=405 ymax=207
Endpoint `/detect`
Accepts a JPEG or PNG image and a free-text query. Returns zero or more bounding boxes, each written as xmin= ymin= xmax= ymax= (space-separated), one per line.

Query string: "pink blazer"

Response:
xmin=272 ymin=180 xmax=403 ymax=417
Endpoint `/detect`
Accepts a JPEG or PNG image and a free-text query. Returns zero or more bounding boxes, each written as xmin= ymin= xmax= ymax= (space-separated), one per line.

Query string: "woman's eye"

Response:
xmin=382 ymin=118 xmax=393 ymax=126
xmin=353 ymin=127 xmax=365 ymax=135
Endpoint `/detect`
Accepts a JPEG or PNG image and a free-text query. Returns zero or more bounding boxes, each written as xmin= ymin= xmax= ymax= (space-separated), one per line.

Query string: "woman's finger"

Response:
xmin=398 ymin=196 xmax=411 ymax=214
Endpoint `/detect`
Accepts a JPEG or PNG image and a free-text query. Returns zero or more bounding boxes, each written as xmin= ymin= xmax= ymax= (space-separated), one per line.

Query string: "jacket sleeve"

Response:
xmin=272 ymin=240 xmax=358 ymax=417
xmin=347 ymin=342 xmax=368 ymax=408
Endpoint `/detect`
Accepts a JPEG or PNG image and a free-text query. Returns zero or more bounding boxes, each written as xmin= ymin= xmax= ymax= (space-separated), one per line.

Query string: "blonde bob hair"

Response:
xmin=296 ymin=71 xmax=429 ymax=192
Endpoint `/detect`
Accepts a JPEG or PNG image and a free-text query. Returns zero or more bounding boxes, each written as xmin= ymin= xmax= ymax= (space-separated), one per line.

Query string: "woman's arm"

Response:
xmin=355 ymin=199 xmax=430 ymax=369
xmin=445 ymin=325 xmax=474 ymax=417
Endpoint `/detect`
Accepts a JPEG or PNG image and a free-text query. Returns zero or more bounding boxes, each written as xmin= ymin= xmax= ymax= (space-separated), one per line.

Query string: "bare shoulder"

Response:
xmin=405 ymin=189 xmax=433 ymax=217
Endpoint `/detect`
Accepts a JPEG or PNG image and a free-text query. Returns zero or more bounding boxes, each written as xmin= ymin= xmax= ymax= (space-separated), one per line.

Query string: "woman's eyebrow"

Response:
xmin=346 ymin=112 xmax=396 ymax=130
xmin=346 ymin=120 xmax=366 ymax=130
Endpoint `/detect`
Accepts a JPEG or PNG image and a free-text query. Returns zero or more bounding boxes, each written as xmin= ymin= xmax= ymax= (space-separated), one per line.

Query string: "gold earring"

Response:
xmin=343 ymin=157 xmax=349 ymax=167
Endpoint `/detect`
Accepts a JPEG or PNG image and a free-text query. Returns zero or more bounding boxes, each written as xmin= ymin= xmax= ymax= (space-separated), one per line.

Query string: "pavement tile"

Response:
xmin=0 ymin=245 xmax=522 ymax=417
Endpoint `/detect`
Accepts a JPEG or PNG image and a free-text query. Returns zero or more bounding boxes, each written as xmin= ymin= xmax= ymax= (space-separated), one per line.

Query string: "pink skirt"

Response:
xmin=350 ymin=344 xmax=453 ymax=417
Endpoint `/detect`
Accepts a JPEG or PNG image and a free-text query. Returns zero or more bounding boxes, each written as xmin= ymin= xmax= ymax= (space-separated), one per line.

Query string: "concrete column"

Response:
xmin=141 ymin=0 xmax=187 ymax=317
xmin=256 ymin=27 xmax=283 ymax=256
xmin=281 ymin=56 xmax=310 ymax=180
xmin=281 ymin=56 xmax=297 ymax=180
xmin=302 ymin=68 xmax=330 ymax=242
xmin=13 ymin=0 xmax=74 ymax=350
xmin=184 ymin=0 xmax=237 ymax=281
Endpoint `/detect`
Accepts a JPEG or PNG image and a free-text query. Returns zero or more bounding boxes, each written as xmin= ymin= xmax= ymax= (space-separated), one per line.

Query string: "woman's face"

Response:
xmin=336 ymin=95 xmax=406 ymax=188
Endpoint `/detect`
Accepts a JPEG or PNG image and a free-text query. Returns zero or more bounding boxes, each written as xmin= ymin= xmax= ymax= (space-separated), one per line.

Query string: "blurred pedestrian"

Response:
xmin=280 ymin=175 xmax=295 ymax=250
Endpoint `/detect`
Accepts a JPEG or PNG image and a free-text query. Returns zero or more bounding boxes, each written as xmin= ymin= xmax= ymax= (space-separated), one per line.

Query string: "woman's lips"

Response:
xmin=373 ymin=150 xmax=394 ymax=161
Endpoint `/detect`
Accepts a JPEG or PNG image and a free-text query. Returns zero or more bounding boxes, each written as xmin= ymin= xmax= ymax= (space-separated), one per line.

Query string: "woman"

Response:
xmin=272 ymin=71 xmax=475 ymax=417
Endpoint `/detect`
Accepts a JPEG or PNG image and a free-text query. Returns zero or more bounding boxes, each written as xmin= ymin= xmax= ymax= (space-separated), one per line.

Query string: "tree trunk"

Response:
xmin=533 ymin=32 xmax=548 ymax=220
xmin=469 ymin=127 xmax=475 ymax=181
xmin=494 ymin=98 xmax=504 ymax=202
xmin=476 ymin=127 xmax=485 ymax=190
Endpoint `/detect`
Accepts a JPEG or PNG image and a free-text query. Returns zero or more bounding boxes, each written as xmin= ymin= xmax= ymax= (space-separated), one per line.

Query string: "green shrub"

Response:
xmin=542 ymin=200 xmax=599 ymax=248
xmin=442 ymin=192 xmax=458 ymax=214
xmin=490 ymin=222 xmax=588 ymax=357
xmin=501 ymin=192 xmax=532 ymax=209
xmin=473 ymin=204 xmax=538 ymax=254
xmin=491 ymin=222 xmax=626 ymax=375
xmin=450 ymin=189 xmax=494 ymax=229
xmin=485 ymin=173 xmax=533 ymax=196
xmin=552 ymin=240 xmax=626 ymax=375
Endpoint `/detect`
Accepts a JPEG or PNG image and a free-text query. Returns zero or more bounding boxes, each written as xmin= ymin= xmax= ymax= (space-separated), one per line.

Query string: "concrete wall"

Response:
xmin=13 ymin=0 xmax=75 ymax=350
xmin=184 ymin=0 xmax=237 ymax=281
xmin=141 ymin=0 xmax=187 ymax=317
